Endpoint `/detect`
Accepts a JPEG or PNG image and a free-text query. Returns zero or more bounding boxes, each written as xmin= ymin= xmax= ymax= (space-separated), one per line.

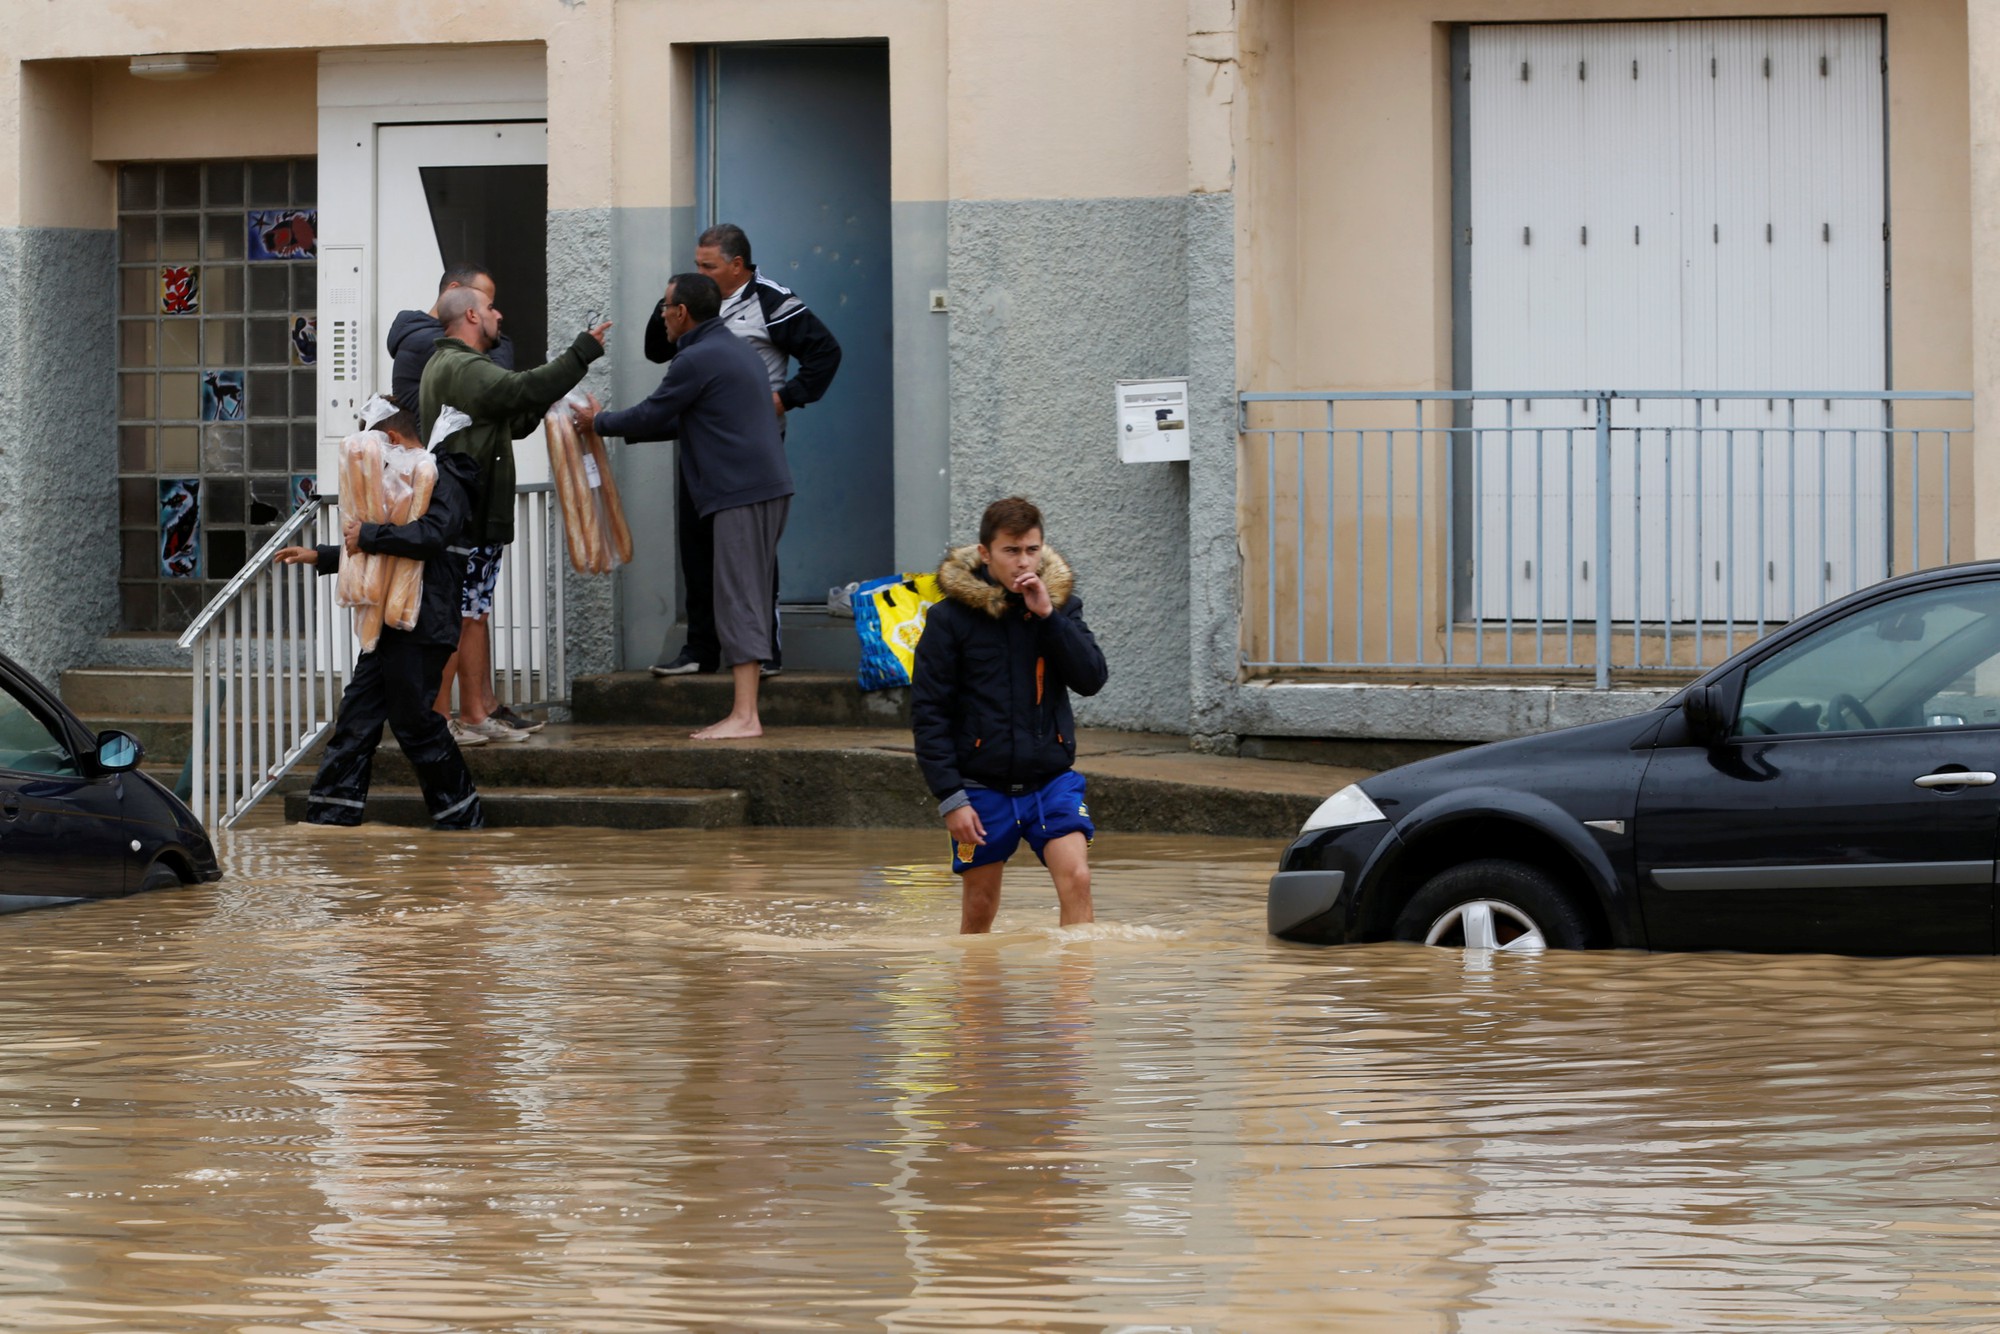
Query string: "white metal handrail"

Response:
xmin=177 ymin=484 xmax=565 ymax=830
xmin=1238 ymin=389 xmax=1974 ymax=688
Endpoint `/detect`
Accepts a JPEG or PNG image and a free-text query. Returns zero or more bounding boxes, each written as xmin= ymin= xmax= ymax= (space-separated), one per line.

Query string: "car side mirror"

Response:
xmin=95 ymin=729 xmax=143 ymax=773
xmin=1682 ymin=685 xmax=1731 ymax=749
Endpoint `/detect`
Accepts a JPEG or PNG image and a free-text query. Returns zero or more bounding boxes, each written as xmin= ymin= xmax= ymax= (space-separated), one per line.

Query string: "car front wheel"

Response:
xmin=138 ymin=861 xmax=183 ymax=893
xmin=1393 ymin=859 xmax=1595 ymax=950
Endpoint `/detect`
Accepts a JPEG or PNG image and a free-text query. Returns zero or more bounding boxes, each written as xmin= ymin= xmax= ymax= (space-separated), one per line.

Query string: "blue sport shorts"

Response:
xmin=460 ymin=543 xmax=505 ymax=619
xmin=951 ymin=770 xmax=1093 ymax=874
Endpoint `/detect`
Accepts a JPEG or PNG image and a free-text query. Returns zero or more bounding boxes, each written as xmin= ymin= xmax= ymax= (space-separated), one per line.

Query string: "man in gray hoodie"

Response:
xmin=583 ymin=272 xmax=792 ymax=739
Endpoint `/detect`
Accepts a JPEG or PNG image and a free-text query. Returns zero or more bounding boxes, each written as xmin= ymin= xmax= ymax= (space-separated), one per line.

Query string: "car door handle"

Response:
xmin=1914 ymin=770 xmax=1999 ymax=788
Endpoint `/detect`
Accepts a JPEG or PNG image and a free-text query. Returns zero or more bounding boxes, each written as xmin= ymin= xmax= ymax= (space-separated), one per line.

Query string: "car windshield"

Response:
xmin=0 ymin=681 xmax=78 ymax=775
xmin=1734 ymin=579 xmax=2000 ymax=736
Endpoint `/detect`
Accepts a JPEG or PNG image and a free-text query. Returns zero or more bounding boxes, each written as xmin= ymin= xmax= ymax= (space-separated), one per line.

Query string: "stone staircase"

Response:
xmin=61 ymin=664 xmax=195 ymax=769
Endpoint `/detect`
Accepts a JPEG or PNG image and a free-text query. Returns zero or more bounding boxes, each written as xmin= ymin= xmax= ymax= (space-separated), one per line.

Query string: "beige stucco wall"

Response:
xmin=1248 ymin=0 xmax=1973 ymax=396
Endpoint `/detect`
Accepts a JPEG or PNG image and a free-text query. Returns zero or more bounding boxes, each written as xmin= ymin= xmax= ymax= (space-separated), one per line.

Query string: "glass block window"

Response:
xmin=116 ymin=159 xmax=319 ymax=633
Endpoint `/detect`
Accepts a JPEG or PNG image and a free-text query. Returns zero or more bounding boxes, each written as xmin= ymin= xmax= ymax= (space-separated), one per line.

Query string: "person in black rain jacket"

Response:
xmin=911 ymin=497 xmax=1109 ymax=933
xmin=274 ymin=398 xmax=485 ymax=829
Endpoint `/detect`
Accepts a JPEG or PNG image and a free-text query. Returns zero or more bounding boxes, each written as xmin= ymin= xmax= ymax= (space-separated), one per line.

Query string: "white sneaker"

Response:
xmin=447 ymin=718 xmax=490 ymax=748
xmin=461 ymin=715 xmax=530 ymax=743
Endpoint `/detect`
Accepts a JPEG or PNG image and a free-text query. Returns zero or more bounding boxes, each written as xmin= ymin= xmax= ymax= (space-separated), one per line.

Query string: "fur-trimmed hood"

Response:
xmin=937 ymin=544 xmax=1075 ymax=618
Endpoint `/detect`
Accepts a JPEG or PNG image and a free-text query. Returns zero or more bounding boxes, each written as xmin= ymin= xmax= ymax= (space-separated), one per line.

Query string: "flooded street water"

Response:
xmin=1 ymin=822 xmax=1997 ymax=1332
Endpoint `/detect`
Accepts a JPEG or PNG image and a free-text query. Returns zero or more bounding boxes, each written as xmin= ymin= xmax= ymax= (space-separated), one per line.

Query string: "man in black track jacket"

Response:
xmin=911 ymin=497 xmax=1109 ymax=933
xmin=274 ymin=401 xmax=485 ymax=830
xmin=644 ymin=223 xmax=841 ymax=678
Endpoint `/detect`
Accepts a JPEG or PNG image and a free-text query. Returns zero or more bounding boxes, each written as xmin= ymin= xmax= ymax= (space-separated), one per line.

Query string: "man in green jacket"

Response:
xmin=419 ymin=284 xmax=611 ymax=744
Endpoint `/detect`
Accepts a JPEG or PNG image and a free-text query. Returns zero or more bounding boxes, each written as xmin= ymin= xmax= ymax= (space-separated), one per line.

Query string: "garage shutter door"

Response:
xmin=1469 ymin=19 xmax=1886 ymax=622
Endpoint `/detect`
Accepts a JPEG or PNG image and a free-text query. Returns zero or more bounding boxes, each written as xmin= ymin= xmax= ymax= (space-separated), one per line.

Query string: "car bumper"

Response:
xmin=1268 ymin=819 xmax=1399 ymax=943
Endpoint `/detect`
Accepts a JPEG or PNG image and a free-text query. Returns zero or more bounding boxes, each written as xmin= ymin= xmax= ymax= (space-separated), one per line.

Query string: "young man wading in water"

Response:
xmin=912 ymin=498 xmax=1110 ymax=933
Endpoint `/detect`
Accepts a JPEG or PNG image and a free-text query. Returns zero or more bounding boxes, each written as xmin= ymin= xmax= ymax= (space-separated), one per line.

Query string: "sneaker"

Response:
xmin=491 ymin=704 xmax=545 ymax=735
xmin=460 ymin=715 xmax=531 ymax=743
xmin=650 ymin=649 xmax=714 ymax=677
xmin=446 ymin=718 xmax=490 ymax=748
xmin=760 ymin=661 xmax=782 ymax=678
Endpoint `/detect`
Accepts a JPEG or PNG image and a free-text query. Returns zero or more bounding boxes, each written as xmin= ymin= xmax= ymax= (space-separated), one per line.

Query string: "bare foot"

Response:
xmin=691 ymin=715 xmax=763 ymax=740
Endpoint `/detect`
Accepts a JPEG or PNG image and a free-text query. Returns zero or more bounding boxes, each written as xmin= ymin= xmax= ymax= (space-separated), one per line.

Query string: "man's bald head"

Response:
xmin=436 ymin=284 xmax=500 ymax=351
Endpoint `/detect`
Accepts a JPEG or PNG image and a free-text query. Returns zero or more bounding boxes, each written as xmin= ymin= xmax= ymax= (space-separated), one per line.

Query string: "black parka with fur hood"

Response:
xmin=911 ymin=544 xmax=1109 ymax=807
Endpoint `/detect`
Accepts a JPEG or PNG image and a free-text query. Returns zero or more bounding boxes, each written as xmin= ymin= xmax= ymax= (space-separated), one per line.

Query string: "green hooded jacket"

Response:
xmin=418 ymin=331 xmax=604 ymax=545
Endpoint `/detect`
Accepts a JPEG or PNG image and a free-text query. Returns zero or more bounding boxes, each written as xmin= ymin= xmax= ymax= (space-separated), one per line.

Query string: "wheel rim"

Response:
xmin=1421 ymin=899 xmax=1546 ymax=951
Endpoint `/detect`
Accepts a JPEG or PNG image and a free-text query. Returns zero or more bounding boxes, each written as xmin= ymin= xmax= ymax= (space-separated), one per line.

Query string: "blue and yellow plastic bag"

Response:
xmin=853 ymin=572 xmax=943 ymax=691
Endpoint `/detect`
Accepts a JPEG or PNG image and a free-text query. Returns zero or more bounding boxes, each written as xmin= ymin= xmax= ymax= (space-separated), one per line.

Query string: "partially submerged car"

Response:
xmin=1271 ymin=562 xmax=2000 ymax=955
xmin=0 ymin=651 xmax=218 ymax=912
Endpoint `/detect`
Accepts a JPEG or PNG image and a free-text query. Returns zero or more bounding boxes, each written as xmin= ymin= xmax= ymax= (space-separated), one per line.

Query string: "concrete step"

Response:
xmin=61 ymin=666 xmax=193 ymax=717
xmin=572 ymin=670 xmax=910 ymax=729
xmin=282 ymin=785 xmax=748 ymax=829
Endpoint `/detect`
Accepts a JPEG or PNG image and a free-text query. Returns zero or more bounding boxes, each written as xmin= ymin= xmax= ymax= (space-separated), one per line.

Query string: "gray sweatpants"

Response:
xmin=712 ymin=495 xmax=790 ymax=667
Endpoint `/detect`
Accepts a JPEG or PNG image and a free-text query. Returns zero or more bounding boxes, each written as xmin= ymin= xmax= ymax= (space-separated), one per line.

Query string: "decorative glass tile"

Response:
xmin=159 ymin=478 xmax=200 ymax=578
xmin=119 ymin=216 xmax=157 ymax=262
xmin=159 ymin=426 xmax=200 ymax=472
xmin=119 ymin=321 xmax=156 ymax=368
xmin=205 ymin=476 xmax=244 ymax=524
xmin=248 ymin=209 xmax=316 ymax=262
xmin=248 ymin=162 xmax=288 ymax=208
xmin=161 ymin=215 xmax=200 ymax=261
xmin=203 ymin=319 xmax=245 ymax=367
xmin=250 ymin=424 xmax=288 ymax=471
xmin=203 ymin=213 xmax=245 ymax=261
xmin=290 ymin=316 xmax=317 ymax=366
xmin=120 ymin=582 xmax=159 ymax=633
xmin=202 ymin=426 xmax=245 ymax=471
xmin=249 ymin=316 xmax=289 ymax=365
xmin=162 ymin=164 xmax=201 ymax=209
xmin=119 ymin=478 xmax=155 ymax=525
xmin=207 ymin=266 xmax=244 ymax=313
xmin=118 ymin=165 xmax=156 ymax=212
xmin=249 ymin=265 xmax=288 ymax=312
xmin=120 ymin=268 xmax=153 ymax=316
xmin=291 ymin=473 xmax=319 ymax=509
xmin=160 ymin=320 xmax=199 ymax=367
xmin=119 ymin=373 xmax=153 ymax=419
xmin=248 ymin=369 xmax=287 ymax=418
xmin=159 ymin=265 xmax=199 ymax=314
xmin=206 ymin=163 xmax=243 ymax=207
xmin=121 ymin=529 xmax=156 ymax=579
xmin=207 ymin=529 xmax=247 ymax=580
xmin=119 ymin=426 xmax=154 ymax=471
xmin=200 ymin=371 xmax=246 ymax=422
xmin=159 ymin=372 xmax=200 ymax=421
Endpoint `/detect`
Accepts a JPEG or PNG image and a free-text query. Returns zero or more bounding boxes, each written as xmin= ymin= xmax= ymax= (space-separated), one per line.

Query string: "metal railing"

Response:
xmin=1238 ymin=390 xmax=1973 ymax=687
xmin=177 ymin=485 xmax=565 ymax=830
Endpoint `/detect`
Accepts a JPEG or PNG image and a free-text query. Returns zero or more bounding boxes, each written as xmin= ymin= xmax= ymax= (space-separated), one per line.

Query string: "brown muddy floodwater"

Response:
xmin=0 ymin=822 xmax=1996 ymax=1332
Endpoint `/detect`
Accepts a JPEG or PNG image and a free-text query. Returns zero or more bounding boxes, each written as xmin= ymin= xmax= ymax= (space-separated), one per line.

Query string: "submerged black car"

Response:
xmin=1271 ymin=562 xmax=2000 ymax=955
xmin=0 ymin=651 xmax=218 ymax=912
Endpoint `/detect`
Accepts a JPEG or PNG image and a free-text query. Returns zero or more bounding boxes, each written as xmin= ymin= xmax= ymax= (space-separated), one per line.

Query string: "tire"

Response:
xmin=1392 ymin=858 xmax=1596 ymax=951
xmin=138 ymin=861 xmax=184 ymax=893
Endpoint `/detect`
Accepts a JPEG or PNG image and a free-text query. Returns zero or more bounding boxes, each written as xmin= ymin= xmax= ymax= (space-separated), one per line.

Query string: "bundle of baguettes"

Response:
xmin=335 ymin=432 xmax=437 ymax=652
xmin=333 ymin=433 xmax=387 ymax=610
xmin=544 ymin=395 xmax=633 ymax=575
xmin=380 ymin=450 xmax=438 ymax=632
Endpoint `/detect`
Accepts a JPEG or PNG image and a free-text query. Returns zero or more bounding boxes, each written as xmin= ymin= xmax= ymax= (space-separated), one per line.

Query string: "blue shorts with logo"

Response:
xmin=951 ymin=770 xmax=1093 ymax=873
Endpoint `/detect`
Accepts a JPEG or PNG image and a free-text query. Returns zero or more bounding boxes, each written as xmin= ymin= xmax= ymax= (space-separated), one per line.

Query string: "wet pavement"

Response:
xmin=0 ymin=818 xmax=1996 ymax=1331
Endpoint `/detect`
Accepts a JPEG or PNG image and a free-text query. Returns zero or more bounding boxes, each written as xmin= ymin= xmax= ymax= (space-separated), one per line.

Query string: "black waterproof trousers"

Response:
xmin=305 ymin=632 xmax=483 ymax=829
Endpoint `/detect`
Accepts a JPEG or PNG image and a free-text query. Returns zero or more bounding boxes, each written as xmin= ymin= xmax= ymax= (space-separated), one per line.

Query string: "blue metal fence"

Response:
xmin=1238 ymin=390 xmax=1973 ymax=687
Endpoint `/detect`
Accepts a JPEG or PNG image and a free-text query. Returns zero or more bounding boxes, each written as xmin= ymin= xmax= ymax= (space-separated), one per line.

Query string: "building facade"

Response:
xmin=0 ymin=0 xmax=1990 ymax=750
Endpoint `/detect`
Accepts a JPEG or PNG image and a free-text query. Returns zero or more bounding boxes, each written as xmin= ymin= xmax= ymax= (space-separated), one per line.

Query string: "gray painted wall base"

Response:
xmin=947 ymin=197 xmax=1195 ymax=735
xmin=1222 ymin=681 xmax=1677 ymax=745
xmin=0 ymin=227 xmax=118 ymax=684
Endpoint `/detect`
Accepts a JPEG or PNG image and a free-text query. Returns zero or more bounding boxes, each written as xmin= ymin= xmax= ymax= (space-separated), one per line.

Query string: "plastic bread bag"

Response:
xmin=334 ymin=432 xmax=386 ymax=608
xmin=543 ymin=396 xmax=628 ymax=575
xmin=361 ymin=447 xmax=422 ymax=608
xmin=381 ymin=451 xmax=438 ymax=632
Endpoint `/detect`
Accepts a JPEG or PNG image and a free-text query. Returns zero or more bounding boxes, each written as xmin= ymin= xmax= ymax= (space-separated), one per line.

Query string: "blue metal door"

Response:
xmin=700 ymin=44 xmax=893 ymax=601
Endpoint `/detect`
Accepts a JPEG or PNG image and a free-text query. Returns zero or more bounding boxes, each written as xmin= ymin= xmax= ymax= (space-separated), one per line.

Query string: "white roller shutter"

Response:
xmin=1469 ymin=19 xmax=1886 ymax=623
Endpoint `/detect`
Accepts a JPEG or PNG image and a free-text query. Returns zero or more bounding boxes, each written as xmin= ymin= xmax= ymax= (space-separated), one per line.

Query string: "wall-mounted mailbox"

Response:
xmin=1116 ymin=378 xmax=1191 ymax=463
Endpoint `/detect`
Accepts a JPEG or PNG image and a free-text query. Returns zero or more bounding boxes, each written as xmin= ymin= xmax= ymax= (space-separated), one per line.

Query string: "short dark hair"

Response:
xmin=697 ymin=222 xmax=752 ymax=267
xmin=437 ymin=262 xmax=491 ymax=295
xmin=371 ymin=393 xmax=421 ymax=442
xmin=666 ymin=272 xmax=722 ymax=323
xmin=980 ymin=497 xmax=1044 ymax=547
xmin=435 ymin=284 xmax=486 ymax=331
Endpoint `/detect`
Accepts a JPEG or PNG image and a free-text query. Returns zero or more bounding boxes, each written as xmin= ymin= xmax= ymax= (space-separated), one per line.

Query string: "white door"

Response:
xmin=1469 ymin=19 xmax=1886 ymax=623
xmin=373 ymin=121 xmax=550 ymax=481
